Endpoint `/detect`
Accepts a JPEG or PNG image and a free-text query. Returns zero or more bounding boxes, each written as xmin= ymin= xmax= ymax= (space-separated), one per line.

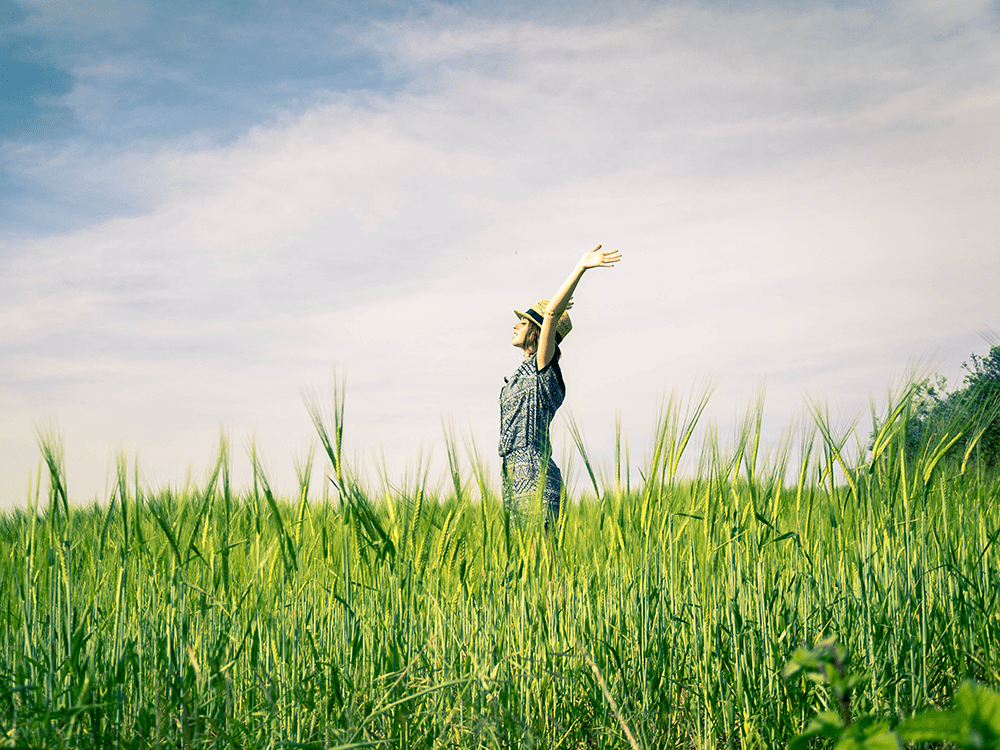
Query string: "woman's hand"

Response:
xmin=535 ymin=244 xmax=620 ymax=369
xmin=578 ymin=244 xmax=622 ymax=270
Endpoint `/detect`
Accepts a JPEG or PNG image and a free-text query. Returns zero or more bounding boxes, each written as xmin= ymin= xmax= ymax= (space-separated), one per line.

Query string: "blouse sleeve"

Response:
xmin=535 ymin=359 xmax=565 ymax=408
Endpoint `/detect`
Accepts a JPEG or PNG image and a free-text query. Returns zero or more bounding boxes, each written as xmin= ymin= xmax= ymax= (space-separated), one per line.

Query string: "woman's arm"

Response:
xmin=537 ymin=244 xmax=622 ymax=369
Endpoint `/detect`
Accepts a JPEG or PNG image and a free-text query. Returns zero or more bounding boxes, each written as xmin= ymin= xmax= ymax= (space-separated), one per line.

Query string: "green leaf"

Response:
xmin=898 ymin=710 xmax=966 ymax=745
xmin=898 ymin=682 xmax=1000 ymax=748
xmin=954 ymin=681 xmax=1000 ymax=735
xmin=835 ymin=718 xmax=901 ymax=750
xmin=790 ymin=711 xmax=845 ymax=750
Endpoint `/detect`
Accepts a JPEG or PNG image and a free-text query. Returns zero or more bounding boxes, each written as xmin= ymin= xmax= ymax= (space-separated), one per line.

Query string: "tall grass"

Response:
xmin=2 ymin=380 xmax=999 ymax=748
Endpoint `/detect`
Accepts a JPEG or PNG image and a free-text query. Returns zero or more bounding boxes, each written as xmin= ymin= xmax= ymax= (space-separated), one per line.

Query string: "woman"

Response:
xmin=498 ymin=244 xmax=622 ymax=525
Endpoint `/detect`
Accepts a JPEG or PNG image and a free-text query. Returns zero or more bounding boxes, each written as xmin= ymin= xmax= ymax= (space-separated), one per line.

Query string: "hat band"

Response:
xmin=523 ymin=309 xmax=544 ymax=327
xmin=522 ymin=308 xmax=563 ymax=344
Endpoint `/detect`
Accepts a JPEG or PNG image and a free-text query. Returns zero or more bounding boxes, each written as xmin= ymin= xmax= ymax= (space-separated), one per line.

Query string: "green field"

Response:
xmin=2 ymin=383 xmax=999 ymax=748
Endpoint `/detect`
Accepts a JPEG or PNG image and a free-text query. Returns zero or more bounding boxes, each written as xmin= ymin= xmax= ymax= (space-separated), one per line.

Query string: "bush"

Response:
xmin=905 ymin=344 xmax=1000 ymax=471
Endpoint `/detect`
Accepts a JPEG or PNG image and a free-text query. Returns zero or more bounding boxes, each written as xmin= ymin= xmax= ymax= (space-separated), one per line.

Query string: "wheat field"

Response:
xmin=2 ymin=381 xmax=998 ymax=748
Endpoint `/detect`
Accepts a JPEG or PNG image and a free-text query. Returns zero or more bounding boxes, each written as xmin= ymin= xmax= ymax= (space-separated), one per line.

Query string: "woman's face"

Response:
xmin=512 ymin=318 xmax=530 ymax=349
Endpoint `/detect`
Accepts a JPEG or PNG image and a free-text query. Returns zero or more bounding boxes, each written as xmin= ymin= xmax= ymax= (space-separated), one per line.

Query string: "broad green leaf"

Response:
xmin=899 ymin=683 xmax=1000 ymax=748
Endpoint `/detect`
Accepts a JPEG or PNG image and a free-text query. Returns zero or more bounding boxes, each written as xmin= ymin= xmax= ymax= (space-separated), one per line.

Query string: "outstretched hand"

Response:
xmin=579 ymin=244 xmax=622 ymax=270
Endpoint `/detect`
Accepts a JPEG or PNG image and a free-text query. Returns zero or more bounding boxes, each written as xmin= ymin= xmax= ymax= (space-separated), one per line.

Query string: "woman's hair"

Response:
xmin=523 ymin=319 xmax=540 ymax=353
xmin=524 ymin=320 xmax=562 ymax=368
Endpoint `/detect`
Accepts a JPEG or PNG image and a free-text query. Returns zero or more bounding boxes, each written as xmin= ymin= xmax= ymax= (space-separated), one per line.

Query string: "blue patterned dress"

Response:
xmin=498 ymin=355 xmax=565 ymax=524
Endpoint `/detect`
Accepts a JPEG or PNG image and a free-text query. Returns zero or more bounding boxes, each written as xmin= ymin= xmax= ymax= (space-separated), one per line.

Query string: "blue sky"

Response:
xmin=2 ymin=0 xmax=403 ymax=231
xmin=2 ymin=0 xmax=999 ymax=506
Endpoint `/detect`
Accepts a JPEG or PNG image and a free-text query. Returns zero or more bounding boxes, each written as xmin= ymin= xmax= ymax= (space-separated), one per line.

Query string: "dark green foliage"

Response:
xmin=964 ymin=345 xmax=1000 ymax=466
xmin=906 ymin=345 xmax=1000 ymax=470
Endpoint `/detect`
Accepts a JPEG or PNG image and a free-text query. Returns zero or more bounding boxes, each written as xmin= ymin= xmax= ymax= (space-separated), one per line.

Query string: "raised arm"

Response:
xmin=537 ymin=244 xmax=622 ymax=369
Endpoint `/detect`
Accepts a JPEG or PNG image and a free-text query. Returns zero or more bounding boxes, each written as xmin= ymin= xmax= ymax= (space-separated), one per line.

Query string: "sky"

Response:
xmin=2 ymin=0 xmax=998 ymax=508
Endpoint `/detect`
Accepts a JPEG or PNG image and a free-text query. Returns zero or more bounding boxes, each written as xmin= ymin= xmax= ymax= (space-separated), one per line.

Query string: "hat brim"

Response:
xmin=514 ymin=308 xmax=545 ymax=327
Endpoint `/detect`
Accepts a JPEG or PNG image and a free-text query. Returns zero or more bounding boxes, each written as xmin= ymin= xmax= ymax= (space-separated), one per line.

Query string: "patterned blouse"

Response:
xmin=498 ymin=355 xmax=565 ymax=459
xmin=498 ymin=354 xmax=566 ymax=522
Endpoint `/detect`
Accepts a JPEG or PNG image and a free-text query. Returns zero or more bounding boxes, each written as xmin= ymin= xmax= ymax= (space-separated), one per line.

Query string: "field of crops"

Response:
xmin=2 ymin=383 xmax=999 ymax=749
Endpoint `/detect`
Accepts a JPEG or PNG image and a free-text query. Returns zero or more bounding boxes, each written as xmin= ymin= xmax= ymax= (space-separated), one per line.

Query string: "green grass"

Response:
xmin=2 ymin=381 xmax=999 ymax=748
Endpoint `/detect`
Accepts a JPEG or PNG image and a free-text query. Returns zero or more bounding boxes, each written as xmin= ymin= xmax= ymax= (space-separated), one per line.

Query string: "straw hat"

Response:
xmin=514 ymin=299 xmax=573 ymax=343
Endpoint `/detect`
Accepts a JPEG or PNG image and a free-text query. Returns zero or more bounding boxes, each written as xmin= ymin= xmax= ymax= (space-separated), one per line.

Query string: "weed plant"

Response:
xmin=1 ymin=380 xmax=999 ymax=748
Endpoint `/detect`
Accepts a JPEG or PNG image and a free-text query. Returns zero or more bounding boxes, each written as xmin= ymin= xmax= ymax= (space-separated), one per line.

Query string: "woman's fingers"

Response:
xmin=580 ymin=244 xmax=622 ymax=268
xmin=601 ymin=250 xmax=622 ymax=265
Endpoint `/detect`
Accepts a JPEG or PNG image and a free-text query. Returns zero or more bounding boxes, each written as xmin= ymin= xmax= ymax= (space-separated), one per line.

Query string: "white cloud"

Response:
xmin=2 ymin=2 xmax=998 ymax=507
